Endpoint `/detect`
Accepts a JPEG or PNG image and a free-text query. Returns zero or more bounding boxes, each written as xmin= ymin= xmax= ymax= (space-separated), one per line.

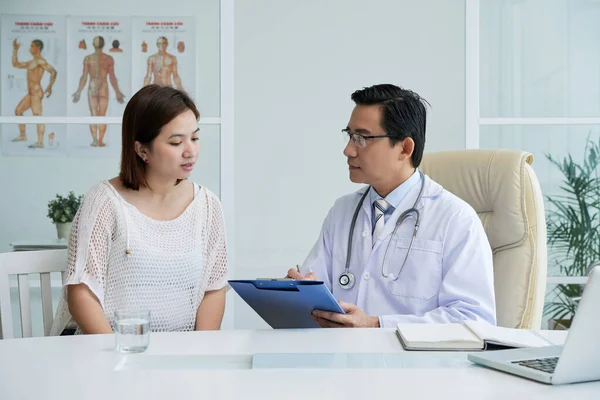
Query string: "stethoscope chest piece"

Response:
xmin=338 ymin=271 xmax=355 ymax=290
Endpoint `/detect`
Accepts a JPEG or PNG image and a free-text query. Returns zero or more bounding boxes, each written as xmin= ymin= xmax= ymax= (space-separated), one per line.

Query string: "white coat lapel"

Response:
xmin=349 ymin=186 xmax=374 ymax=251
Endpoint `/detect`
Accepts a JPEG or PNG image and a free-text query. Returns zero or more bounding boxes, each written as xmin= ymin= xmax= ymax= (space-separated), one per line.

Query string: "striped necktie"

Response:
xmin=373 ymin=198 xmax=391 ymax=244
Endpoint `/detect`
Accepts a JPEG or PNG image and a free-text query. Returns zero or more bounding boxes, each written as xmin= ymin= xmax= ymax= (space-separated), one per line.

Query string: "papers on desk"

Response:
xmin=396 ymin=321 xmax=556 ymax=351
xmin=10 ymin=239 xmax=67 ymax=251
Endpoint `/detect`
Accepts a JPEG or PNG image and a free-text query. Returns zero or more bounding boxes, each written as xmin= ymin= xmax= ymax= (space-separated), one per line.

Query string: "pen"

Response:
xmin=296 ymin=264 xmax=300 ymax=273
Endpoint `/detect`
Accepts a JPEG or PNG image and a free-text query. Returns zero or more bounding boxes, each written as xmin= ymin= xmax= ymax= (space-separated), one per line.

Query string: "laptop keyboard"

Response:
xmin=511 ymin=357 xmax=558 ymax=374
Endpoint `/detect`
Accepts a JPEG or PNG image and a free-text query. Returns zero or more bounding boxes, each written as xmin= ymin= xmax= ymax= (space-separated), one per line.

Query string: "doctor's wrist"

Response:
xmin=367 ymin=316 xmax=380 ymax=328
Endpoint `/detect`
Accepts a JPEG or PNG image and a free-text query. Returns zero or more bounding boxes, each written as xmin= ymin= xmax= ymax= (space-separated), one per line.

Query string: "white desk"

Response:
xmin=0 ymin=328 xmax=597 ymax=399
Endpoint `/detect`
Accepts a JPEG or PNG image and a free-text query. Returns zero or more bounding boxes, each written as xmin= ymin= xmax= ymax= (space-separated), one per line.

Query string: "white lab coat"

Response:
xmin=300 ymin=174 xmax=497 ymax=327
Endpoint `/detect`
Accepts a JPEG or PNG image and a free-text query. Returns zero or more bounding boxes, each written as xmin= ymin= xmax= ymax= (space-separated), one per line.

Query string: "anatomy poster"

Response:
xmin=1 ymin=14 xmax=67 ymax=156
xmin=131 ymin=17 xmax=195 ymax=100
xmin=65 ymin=123 xmax=120 ymax=158
xmin=66 ymin=16 xmax=130 ymax=156
xmin=0 ymin=124 xmax=66 ymax=156
xmin=67 ymin=16 xmax=130 ymax=118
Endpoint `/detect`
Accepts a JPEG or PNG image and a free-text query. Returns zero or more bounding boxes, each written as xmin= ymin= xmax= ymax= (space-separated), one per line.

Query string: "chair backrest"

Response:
xmin=420 ymin=149 xmax=547 ymax=329
xmin=0 ymin=250 xmax=67 ymax=339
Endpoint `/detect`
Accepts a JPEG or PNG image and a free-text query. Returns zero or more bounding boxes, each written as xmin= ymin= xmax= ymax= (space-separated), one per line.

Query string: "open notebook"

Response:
xmin=396 ymin=321 xmax=555 ymax=351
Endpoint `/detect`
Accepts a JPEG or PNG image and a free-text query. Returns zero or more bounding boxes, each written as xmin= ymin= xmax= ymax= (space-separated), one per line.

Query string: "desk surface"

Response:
xmin=0 ymin=328 xmax=597 ymax=400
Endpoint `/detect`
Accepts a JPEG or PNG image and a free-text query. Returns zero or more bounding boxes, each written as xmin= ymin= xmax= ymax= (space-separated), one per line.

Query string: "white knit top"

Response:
xmin=50 ymin=181 xmax=228 ymax=335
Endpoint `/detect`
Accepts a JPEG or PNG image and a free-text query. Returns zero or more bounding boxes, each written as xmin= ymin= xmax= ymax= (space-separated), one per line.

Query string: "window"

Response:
xmin=469 ymin=0 xmax=600 ymax=329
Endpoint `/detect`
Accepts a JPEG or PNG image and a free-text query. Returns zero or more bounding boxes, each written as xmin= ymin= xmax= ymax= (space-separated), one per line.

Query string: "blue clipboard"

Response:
xmin=228 ymin=280 xmax=345 ymax=329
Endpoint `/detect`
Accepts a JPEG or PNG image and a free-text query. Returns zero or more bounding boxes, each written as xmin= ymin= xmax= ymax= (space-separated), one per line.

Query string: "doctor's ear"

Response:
xmin=397 ymin=137 xmax=415 ymax=162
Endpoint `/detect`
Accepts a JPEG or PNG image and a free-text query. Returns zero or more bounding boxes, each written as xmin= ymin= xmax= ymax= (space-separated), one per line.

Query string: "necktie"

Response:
xmin=373 ymin=198 xmax=391 ymax=244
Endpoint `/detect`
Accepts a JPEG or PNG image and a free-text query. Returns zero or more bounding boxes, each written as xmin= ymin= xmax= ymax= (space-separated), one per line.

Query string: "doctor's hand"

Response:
xmin=311 ymin=301 xmax=380 ymax=328
xmin=286 ymin=268 xmax=317 ymax=281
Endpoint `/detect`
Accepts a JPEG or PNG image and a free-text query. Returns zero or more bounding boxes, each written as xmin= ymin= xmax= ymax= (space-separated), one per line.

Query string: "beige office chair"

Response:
xmin=420 ymin=149 xmax=547 ymax=329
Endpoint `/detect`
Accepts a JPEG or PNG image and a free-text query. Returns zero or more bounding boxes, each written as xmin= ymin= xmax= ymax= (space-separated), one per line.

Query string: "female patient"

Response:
xmin=51 ymin=85 xmax=228 ymax=335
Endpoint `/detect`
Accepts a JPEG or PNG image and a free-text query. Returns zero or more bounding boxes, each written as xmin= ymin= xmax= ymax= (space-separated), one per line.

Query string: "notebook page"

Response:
xmin=397 ymin=323 xmax=482 ymax=346
xmin=465 ymin=321 xmax=553 ymax=348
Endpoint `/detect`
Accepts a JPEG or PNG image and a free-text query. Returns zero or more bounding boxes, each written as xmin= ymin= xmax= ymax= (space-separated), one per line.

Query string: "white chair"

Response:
xmin=420 ymin=150 xmax=547 ymax=329
xmin=0 ymin=250 xmax=67 ymax=339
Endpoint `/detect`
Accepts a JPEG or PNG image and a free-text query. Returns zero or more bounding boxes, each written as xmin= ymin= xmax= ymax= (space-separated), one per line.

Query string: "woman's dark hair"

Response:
xmin=119 ymin=85 xmax=199 ymax=190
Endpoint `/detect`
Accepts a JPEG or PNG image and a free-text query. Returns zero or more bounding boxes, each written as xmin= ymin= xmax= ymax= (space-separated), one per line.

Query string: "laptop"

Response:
xmin=468 ymin=266 xmax=600 ymax=385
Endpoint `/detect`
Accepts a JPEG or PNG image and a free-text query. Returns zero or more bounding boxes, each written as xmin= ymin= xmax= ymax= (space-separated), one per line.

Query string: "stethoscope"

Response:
xmin=338 ymin=171 xmax=425 ymax=290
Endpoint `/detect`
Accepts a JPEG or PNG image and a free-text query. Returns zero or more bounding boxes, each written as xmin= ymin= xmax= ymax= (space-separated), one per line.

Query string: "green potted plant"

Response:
xmin=47 ymin=191 xmax=84 ymax=240
xmin=543 ymin=137 xmax=600 ymax=329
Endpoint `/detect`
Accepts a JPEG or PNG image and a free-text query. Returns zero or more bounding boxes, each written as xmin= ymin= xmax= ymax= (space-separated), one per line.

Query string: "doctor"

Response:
xmin=287 ymin=84 xmax=496 ymax=328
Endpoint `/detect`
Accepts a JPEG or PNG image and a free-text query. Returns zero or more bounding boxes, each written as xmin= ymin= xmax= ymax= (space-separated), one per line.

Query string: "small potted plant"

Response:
xmin=47 ymin=191 xmax=84 ymax=240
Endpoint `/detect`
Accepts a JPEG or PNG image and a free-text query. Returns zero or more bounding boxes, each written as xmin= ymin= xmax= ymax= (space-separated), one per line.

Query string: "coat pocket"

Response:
xmin=384 ymin=237 xmax=443 ymax=300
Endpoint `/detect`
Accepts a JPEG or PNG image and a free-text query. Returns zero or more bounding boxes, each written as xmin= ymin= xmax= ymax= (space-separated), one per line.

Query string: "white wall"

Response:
xmin=0 ymin=0 xmax=469 ymax=331
xmin=234 ymin=0 xmax=467 ymax=328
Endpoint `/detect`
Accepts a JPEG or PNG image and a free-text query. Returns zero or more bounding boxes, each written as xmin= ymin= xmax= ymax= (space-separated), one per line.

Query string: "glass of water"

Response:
xmin=114 ymin=309 xmax=150 ymax=353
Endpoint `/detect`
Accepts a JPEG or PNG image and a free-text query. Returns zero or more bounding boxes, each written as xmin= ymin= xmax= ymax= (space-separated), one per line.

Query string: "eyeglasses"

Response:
xmin=342 ymin=128 xmax=394 ymax=148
